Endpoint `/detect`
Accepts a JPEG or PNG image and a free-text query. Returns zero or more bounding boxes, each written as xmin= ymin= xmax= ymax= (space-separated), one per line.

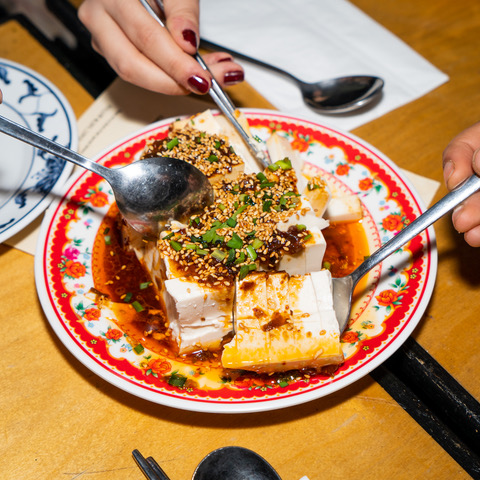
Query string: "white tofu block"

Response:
xmin=172 ymin=109 xmax=222 ymax=135
xmin=310 ymin=269 xmax=334 ymax=310
xmin=215 ymin=114 xmax=258 ymax=173
xmin=325 ymin=195 xmax=363 ymax=223
xmin=236 ymin=271 xmax=268 ymax=320
xmin=303 ymin=177 xmax=331 ymax=218
xmin=164 ymin=277 xmax=234 ymax=353
xmin=277 ymin=195 xmax=329 ymax=232
xmin=266 ymin=271 xmax=289 ymax=315
xmin=173 ymin=109 xmax=257 ymax=172
xmin=222 ymin=271 xmax=343 ymax=373
xmin=266 ymin=132 xmax=306 ymax=191
xmin=277 ymin=226 xmax=326 ymax=275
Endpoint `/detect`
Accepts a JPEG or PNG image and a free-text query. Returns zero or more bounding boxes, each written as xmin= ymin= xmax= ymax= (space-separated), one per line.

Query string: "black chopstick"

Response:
xmin=147 ymin=456 xmax=171 ymax=480
xmin=132 ymin=449 xmax=171 ymax=480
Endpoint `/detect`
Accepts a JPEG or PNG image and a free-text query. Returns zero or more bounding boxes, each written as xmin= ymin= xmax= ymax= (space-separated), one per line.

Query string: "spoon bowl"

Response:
xmin=192 ymin=446 xmax=282 ymax=480
xmin=200 ymin=39 xmax=384 ymax=113
xmin=0 ymin=115 xmax=214 ymax=238
xmin=301 ymin=75 xmax=384 ymax=113
xmin=334 ymin=173 xmax=480 ymax=333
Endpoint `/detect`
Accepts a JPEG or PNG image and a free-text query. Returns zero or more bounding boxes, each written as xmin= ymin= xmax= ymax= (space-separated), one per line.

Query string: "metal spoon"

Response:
xmin=334 ymin=174 xmax=480 ymax=333
xmin=200 ymin=39 xmax=384 ymax=114
xmin=192 ymin=446 xmax=282 ymax=480
xmin=0 ymin=115 xmax=214 ymax=238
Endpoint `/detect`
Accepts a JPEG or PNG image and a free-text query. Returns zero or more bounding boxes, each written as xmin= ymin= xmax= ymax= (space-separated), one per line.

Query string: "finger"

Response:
xmin=463 ymin=224 xmax=480 ymax=248
xmin=108 ymin=0 xmax=210 ymax=93
xmin=163 ymin=0 xmax=200 ymax=53
xmin=473 ymin=147 xmax=480 ymax=177
xmin=202 ymin=52 xmax=245 ymax=88
xmin=0 ymin=89 xmax=2 ymax=103
xmin=79 ymin=1 xmax=188 ymax=95
xmin=443 ymin=122 xmax=480 ymax=191
xmin=451 ymin=192 xmax=480 ymax=234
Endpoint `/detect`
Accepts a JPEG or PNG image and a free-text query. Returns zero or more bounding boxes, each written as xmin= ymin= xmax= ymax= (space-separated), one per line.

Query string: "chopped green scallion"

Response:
xmin=226 ymin=233 xmax=243 ymax=249
xmin=277 ymin=158 xmax=292 ymax=170
xmin=238 ymin=264 xmax=250 ymax=280
xmin=246 ymin=245 xmax=257 ymax=261
xmin=234 ymin=252 xmax=246 ymax=265
xmin=256 ymin=172 xmax=267 ymax=182
xmin=132 ymin=301 xmax=144 ymax=312
xmin=262 ymin=200 xmax=272 ymax=212
xmin=212 ymin=249 xmax=227 ymax=261
xmin=226 ymin=248 xmax=236 ymax=264
xmin=169 ymin=240 xmax=182 ymax=251
xmin=166 ymin=137 xmax=179 ymax=149
xmin=226 ymin=217 xmax=237 ymax=228
xmin=251 ymin=238 xmax=264 ymax=250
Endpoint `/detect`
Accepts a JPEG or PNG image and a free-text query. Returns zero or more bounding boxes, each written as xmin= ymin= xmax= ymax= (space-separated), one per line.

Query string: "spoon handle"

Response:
xmin=200 ymin=38 xmax=301 ymax=83
xmin=0 ymin=115 xmax=109 ymax=179
xmin=351 ymin=174 xmax=480 ymax=286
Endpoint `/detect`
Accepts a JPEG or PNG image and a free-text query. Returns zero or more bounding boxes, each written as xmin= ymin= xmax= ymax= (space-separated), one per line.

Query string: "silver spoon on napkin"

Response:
xmin=334 ymin=173 xmax=480 ymax=333
xmin=200 ymin=39 xmax=384 ymax=114
xmin=0 ymin=115 xmax=213 ymax=238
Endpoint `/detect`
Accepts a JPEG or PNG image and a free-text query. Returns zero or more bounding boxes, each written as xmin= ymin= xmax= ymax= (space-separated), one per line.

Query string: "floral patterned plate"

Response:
xmin=35 ymin=110 xmax=436 ymax=413
xmin=0 ymin=58 xmax=76 ymax=243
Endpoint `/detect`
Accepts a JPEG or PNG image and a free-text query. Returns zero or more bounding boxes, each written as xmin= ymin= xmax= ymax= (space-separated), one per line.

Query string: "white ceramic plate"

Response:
xmin=35 ymin=110 xmax=437 ymax=413
xmin=0 ymin=58 xmax=76 ymax=243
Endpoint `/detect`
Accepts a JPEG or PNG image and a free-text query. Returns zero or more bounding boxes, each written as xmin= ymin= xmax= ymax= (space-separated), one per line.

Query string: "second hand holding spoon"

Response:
xmin=0 ymin=115 xmax=214 ymax=239
xmin=200 ymin=39 xmax=384 ymax=114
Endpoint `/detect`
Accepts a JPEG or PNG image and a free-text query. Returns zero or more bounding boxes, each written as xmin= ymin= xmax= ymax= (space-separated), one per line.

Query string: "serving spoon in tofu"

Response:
xmin=334 ymin=173 xmax=480 ymax=333
xmin=0 ymin=115 xmax=214 ymax=238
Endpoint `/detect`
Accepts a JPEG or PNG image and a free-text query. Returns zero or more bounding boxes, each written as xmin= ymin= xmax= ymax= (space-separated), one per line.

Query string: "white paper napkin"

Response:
xmin=200 ymin=0 xmax=448 ymax=131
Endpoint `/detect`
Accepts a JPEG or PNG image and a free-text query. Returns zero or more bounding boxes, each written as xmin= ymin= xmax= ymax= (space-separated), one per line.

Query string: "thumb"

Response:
xmin=473 ymin=148 xmax=480 ymax=176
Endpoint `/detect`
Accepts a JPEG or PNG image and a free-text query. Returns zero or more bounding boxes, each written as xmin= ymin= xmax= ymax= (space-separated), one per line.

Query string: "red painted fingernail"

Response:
xmin=182 ymin=29 xmax=197 ymax=48
xmin=224 ymin=70 xmax=244 ymax=85
xmin=187 ymin=75 xmax=209 ymax=94
xmin=218 ymin=56 xmax=233 ymax=63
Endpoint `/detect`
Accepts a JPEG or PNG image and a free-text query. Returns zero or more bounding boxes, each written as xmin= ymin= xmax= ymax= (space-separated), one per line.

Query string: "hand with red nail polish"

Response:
xmin=443 ymin=122 xmax=480 ymax=246
xmin=78 ymin=0 xmax=244 ymax=96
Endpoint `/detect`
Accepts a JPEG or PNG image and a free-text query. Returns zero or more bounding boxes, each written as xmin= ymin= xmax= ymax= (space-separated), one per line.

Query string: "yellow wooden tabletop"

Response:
xmin=1 ymin=1 xmax=479 ymax=478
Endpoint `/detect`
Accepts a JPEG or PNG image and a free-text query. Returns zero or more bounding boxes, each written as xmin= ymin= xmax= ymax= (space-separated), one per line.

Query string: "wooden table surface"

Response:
xmin=1 ymin=1 xmax=480 ymax=479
